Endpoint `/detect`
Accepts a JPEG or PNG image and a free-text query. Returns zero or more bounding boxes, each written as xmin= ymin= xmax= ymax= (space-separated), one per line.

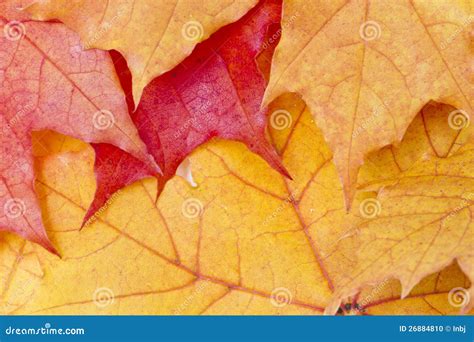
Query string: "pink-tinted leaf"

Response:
xmin=0 ymin=18 xmax=156 ymax=251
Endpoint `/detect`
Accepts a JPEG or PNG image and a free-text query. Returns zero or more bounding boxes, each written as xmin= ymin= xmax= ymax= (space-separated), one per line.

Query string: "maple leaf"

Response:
xmin=0 ymin=18 xmax=156 ymax=252
xmin=339 ymin=262 xmax=473 ymax=315
xmin=83 ymin=143 xmax=156 ymax=226
xmin=28 ymin=0 xmax=258 ymax=104
xmin=1 ymin=89 xmax=471 ymax=315
xmin=82 ymin=0 xmax=289 ymax=224
xmin=329 ymin=143 xmax=474 ymax=313
xmin=359 ymin=101 xmax=472 ymax=186
xmin=0 ymin=0 xmax=471 ymax=318
xmin=323 ymin=102 xmax=474 ymax=314
xmin=263 ymin=0 xmax=473 ymax=207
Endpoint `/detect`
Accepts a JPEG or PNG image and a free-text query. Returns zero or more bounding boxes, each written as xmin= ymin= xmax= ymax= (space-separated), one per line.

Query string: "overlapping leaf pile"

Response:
xmin=0 ymin=0 xmax=472 ymax=315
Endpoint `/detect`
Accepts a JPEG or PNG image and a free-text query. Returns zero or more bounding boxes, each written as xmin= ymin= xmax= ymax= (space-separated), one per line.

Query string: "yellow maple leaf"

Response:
xmin=359 ymin=101 xmax=472 ymax=186
xmin=343 ymin=262 xmax=472 ymax=315
xmin=28 ymin=0 xmax=257 ymax=104
xmin=330 ymin=143 xmax=473 ymax=313
xmin=263 ymin=0 xmax=473 ymax=206
xmin=0 ymin=94 xmax=471 ymax=314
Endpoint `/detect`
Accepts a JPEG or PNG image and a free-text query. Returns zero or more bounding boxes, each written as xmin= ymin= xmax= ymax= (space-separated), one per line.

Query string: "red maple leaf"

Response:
xmin=84 ymin=0 xmax=288 ymax=225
